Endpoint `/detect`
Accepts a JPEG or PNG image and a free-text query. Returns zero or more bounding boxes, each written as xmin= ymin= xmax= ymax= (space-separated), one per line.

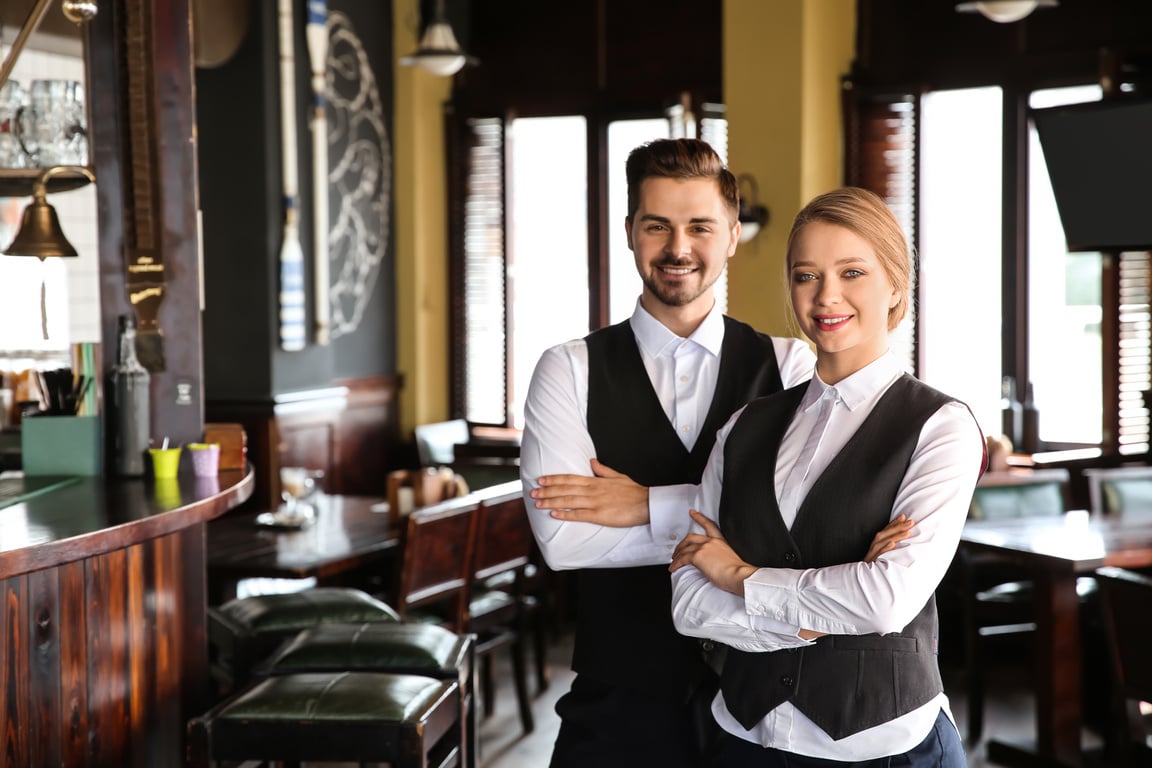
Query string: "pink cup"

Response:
xmin=188 ymin=442 xmax=220 ymax=477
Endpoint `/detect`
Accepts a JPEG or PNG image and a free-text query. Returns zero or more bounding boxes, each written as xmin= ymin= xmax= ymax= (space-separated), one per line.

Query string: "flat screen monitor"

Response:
xmin=1031 ymin=98 xmax=1152 ymax=252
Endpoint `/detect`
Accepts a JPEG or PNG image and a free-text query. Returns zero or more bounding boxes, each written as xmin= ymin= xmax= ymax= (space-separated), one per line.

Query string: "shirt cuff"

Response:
xmin=743 ymin=567 xmax=802 ymax=621
xmin=649 ymin=483 xmax=695 ymax=548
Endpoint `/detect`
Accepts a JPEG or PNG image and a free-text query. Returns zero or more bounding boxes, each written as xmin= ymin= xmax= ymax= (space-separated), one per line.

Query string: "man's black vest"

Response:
xmin=579 ymin=316 xmax=785 ymax=689
xmin=718 ymin=375 xmax=954 ymax=739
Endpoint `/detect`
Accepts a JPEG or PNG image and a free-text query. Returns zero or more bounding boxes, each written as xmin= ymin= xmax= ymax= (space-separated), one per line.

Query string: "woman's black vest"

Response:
xmin=718 ymin=375 xmax=953 ymax=739
xmin=579 ymin=317 xmax=785 ymax=690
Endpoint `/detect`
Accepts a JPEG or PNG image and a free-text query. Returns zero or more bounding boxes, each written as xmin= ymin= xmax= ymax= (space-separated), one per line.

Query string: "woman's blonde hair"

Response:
xmin=785 ymin=186 xmax=913 ymax=330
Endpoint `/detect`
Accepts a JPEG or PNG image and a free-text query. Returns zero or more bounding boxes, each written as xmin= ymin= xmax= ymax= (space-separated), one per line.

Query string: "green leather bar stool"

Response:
xmin=208 ymin=587 xmax=400 ymax=697
xmin=187 ymin=670 xmax=461 ymax=768
xmin=256 ymin=622 xmax=478 ymax=768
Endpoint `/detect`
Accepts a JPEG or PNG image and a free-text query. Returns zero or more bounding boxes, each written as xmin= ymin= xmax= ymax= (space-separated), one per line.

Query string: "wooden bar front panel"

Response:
xmin=1 ymin=526 xmax=206 ymax=767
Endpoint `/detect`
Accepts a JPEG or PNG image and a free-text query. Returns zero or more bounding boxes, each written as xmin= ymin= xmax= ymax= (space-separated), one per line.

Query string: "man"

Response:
xmin=519 ymin=137 xmax=816 ymax=767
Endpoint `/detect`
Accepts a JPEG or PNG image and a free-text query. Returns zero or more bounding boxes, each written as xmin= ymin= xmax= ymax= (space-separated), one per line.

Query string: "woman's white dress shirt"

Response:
xmin=520 ymin=299 xmax=815 ymax=570
xmin=671 ymin=350 xmax=984 ymax=759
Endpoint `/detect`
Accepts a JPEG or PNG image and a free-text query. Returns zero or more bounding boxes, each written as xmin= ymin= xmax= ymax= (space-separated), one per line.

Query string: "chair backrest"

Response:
xmin=471 ymin=480 xmax=532 ymax=584
xmin=414 ymin=419 xmax=471 ymax=467
xmin=1094 ymin=566 xmax=1152 ymax=710
xmin=968 ymin=468 xmax=1069 ymax=520
xmin=393 ymin=495 xmax=479 ymax=631
xmin=1083 ymin=466 xmax=1152 ymax=519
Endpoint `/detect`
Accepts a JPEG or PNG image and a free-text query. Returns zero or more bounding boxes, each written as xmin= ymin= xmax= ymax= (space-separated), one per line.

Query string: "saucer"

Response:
xmin=255 ymin=506 xmax=316 ymax=530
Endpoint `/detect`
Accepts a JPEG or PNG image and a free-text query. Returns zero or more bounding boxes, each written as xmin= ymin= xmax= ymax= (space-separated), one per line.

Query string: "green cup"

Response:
xmin=148 ymin=446 xmax=182 ymax=479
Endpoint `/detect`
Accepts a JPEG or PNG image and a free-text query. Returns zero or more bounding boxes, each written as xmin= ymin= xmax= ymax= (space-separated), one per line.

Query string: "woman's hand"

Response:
xmin=670 ymin=510 xmax=757 ymax=595
xmin=865 ymin=514 xmax=915 ymax=562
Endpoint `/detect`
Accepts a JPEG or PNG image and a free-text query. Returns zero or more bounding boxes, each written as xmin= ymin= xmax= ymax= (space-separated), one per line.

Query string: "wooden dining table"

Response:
xmin=959 ymin=510 xmax=1152 ymax=768
xmin=206 ymin=493 xmax=401 ymax=605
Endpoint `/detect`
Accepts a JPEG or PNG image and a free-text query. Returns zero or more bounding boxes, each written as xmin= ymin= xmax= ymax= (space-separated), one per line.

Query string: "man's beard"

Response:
xmin=642 ymin=260 xmax=716 ymax=307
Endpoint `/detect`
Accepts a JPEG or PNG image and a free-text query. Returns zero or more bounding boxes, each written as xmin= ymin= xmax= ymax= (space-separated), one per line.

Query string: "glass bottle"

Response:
xmin=1000 ymin=375 xmax=1022 ymax=449
xmin=1021 ymin=381 xmax=1040 ymax=455
xmin=111 ymin=314 xmax=150 ymax=476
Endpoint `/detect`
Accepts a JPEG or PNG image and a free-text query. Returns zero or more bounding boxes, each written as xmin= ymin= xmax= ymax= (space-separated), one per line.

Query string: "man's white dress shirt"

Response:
xmin=671 ymin=351 xmax=984 ymax=759
xmin=520 ymin=299 xmax=816 ymax=570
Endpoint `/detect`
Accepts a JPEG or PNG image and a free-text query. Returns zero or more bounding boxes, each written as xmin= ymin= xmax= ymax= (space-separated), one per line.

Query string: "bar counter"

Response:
xmin=0 ymin=467 xmax=254 ymax=767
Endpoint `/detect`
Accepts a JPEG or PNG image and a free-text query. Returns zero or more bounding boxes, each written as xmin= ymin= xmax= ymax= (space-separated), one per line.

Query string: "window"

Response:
xmin=919 ymin=86 xmax=1004 ymax=437
xmin=1027 ymin=86 xmax=1108 ymax=449
xmin=860 ymin=80 xmax=1149 ymax=457
xmin=454 ymin=109 xmax=729 ymax=427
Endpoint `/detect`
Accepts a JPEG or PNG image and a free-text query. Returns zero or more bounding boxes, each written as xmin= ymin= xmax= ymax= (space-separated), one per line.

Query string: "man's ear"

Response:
xmin=625 ymin=216 xmax=635 ymax=250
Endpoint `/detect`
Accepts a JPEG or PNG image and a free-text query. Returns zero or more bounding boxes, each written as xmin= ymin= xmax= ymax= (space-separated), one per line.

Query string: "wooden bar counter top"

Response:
xmin=0 ymin=467 xmax=254 ymax=767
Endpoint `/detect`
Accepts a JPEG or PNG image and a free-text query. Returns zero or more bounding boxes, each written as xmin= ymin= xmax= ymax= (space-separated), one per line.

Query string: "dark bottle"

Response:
xmin=1020 ymin=381 xmax=1040 ymax=455
xmin=1000 ymin=375 xmax=1022 ymax=449
xmin=111 ymin=315 xmax=150 ymax=476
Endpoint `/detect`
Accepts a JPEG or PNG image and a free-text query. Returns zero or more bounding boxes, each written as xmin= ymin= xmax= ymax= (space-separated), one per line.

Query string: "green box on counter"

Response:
xmin=20 ymin=415 xmax=102 ymax=476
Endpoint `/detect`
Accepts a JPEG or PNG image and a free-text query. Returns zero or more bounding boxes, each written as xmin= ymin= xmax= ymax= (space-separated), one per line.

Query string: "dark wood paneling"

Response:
xmin=28 ymin=568 xmax=61 ymax=768
xmin=207 ymin=373 xmax=403 ymax=509
xmin=1 ymin=529 xmax=214 ymax=767
xmin=58 ymin=561 xmax=88 ymax=768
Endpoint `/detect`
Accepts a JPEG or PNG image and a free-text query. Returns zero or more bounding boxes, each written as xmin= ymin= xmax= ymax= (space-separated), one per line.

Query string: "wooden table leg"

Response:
xmin=985 ymin=567 xmax=1084 ymax=768
xmin=1033 ymin=567 xmax=1083 ymax=767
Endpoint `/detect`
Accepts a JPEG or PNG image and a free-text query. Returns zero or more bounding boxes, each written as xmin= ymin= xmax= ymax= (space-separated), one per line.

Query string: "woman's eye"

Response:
xmin=844 ymin=269 xmax=864 ymax=279
xmin=793 ymin=272 xmax=816 ymax=283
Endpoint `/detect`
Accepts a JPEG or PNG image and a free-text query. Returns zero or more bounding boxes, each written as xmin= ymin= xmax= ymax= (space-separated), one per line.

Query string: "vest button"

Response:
xmin=781 ymin=676 xmax=794 ymax=687
xmin=701 ymin=640 xmax=715 ymax=652
xmin=783 ymin=552 xmax=795 ymax=562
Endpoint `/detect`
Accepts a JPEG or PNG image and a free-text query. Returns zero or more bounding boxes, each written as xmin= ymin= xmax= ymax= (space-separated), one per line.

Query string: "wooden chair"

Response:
xmin=466 ymin=481 xmax=539 ymax=735
xmin=945 ymin=468 xmax=1088 ymax=743
xmin=1094 ymin=566 xmax=1152 ymax=764
xmin=414 ymin=418 xmax=471 ymax=467
xmin=1083 ymin=465 xmax=1152 ymax=519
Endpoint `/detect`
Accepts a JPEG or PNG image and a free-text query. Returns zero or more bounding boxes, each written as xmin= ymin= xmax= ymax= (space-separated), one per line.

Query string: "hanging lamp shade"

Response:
xmin=398 ymin=1 xmax=476 ymax=76
xmin=955 ymin=1 xmax=1058 ymax=23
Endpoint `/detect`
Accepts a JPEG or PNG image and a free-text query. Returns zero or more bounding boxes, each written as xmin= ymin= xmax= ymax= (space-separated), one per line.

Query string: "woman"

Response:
xmin=670 ymin=187 xmax=985 ymax=767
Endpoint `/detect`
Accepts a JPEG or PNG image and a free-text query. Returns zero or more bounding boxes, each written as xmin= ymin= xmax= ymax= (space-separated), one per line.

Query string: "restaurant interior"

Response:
xmin=1 ymin=0 xmax=1152 ymax=766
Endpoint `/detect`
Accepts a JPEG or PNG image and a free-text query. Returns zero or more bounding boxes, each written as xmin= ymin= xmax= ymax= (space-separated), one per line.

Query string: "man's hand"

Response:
xmin=529 ymin=459 xmax=650 ymax=527
xmin=669 ymin=510 xmax=756 ymax=595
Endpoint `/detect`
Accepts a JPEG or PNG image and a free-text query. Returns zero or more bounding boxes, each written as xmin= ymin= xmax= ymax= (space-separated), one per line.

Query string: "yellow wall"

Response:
xmin=393 ymin=3 xmax=452 ymax=435
xmin=394 ymin=2 xmax=855 ymax=431
xmin=724 ymin=0 xmax=855 ymax=336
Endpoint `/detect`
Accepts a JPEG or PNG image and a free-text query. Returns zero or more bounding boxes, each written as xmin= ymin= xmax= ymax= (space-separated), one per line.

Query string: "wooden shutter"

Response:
xmin=843 ymin=83 xmax=919 ymax=369
xmin=1116 ymin=250 xmax=1152 ymax=454
xmin=449 ymin=115 xmax=508 ymax=425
